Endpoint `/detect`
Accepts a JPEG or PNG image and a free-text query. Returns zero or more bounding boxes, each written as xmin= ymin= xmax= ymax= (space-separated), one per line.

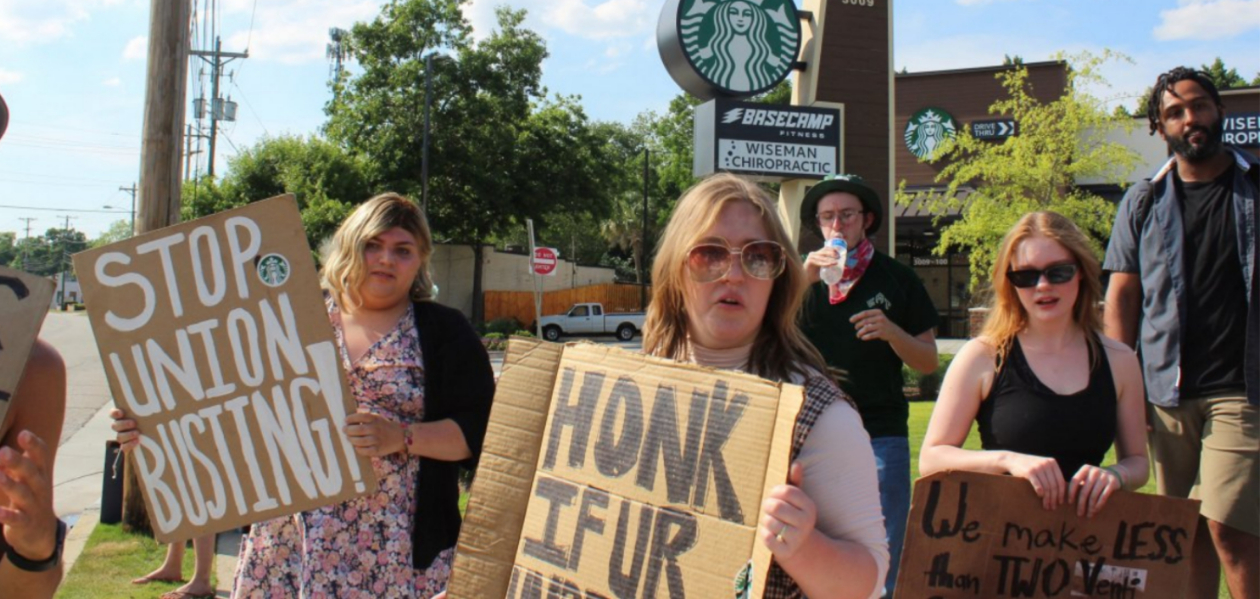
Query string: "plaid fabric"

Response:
xmin=761 ymin=370 xmax=846 ymax=599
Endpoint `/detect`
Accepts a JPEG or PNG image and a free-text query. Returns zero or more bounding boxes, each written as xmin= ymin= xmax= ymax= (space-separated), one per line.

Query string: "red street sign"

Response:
xmin=532 ymin=247 xmax=558 ymax=276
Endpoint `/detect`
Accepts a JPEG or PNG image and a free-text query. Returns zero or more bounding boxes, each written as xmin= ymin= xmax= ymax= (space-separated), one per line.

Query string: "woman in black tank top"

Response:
xmin=919 ymin=212 xmax=1149 ymax=517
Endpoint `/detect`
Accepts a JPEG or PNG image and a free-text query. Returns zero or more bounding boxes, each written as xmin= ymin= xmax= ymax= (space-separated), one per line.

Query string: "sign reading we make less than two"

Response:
xmin=73 ymin=195 xmax=376 ymax=543
xmin=449 ymin=339 xmax=804 ymax=599
xmin=897 ymin=471 xmax=1200 ymax=599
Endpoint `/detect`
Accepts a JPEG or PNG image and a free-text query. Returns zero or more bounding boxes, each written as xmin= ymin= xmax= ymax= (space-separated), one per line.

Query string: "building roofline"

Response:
xmin=895 ymin=60 xmax=1065 ymax=79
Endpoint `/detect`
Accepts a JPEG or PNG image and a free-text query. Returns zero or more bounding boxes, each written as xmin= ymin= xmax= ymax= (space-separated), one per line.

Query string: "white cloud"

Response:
xmin=102 ymin=76 xmax=121 ymax=86
xmin=0 ymin=68 xmax=23 ymax=85
xmin=1153 ymin=0 xmax=1260 ymax=41
xmin=220 ymin=1 xmax=382 ymax=65
xmin=605 ymin=41 xmax=633 ymax=58
xmin=0 ymin=0 xmax=124 ymax=45
xmin=122 ymin=36 xmax=146 ymax=60
xmin=467 ymin=0 xmax=654 ymax=41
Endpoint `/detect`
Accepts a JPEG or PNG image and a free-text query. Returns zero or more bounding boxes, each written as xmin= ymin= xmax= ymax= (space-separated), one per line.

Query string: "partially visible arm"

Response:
xmin=0 ymin=339 xmax=66 ymax=599
xmin=918 ymin=339 xmax=1003 ymax=476
xmin=891 ymin=328 xmax=938 ymax=374
xmin=769 ymin=399 xmax=888 ymax=599
xmin=1104 ymin=273 xmax=1142 ymax=350
xmin=1106 ymin=341 xmax=1149 ymax=490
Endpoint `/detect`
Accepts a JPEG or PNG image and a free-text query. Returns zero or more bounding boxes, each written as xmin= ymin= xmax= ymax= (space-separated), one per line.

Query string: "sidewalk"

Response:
xmin=48 ymin=317 xmax=965 ymax=594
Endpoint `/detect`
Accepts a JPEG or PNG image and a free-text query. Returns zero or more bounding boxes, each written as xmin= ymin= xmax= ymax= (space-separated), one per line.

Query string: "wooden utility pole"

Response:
xmin=124 ymin=0 xmax=191 ymax=534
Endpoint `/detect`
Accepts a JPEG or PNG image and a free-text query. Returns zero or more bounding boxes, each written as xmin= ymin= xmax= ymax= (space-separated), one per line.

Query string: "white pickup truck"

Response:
xmin=538 ymin=302 xmax=646 ymax=342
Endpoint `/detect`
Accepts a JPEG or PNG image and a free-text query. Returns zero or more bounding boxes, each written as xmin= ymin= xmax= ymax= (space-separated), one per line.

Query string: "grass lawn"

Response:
xmin=57 ymin=523 xmax=215 ymax=599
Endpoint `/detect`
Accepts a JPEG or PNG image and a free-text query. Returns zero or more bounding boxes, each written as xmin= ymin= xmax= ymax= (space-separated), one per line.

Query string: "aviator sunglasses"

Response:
xmin=1006 ymin=263 xmax=1078 ymax=289
xmin=686 ymin=240 xmax=786 ymax=283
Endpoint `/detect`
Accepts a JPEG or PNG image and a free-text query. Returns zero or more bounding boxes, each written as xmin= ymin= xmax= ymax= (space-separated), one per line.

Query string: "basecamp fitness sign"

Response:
xmin=658 ymin=0 xmax=802 ymax=100
xmin=694 ymin=98 xmax=842 ymax=180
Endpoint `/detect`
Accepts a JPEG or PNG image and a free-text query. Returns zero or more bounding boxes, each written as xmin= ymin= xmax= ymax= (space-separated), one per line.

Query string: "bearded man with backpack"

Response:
xmin=1103 ymin=66 xmax=1258 ymax=599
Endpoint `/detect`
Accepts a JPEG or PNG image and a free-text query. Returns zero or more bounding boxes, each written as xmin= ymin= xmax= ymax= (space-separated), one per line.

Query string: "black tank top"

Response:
xmin=977 ymin=335 xmax=1117 ymax=480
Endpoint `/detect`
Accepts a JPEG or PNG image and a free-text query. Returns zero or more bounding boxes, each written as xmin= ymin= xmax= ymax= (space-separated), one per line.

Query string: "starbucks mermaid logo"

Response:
xmin=671 ymin=0 xmax=800 ymax=97
xmin=904 ymin=107 xmax=959 ymax=160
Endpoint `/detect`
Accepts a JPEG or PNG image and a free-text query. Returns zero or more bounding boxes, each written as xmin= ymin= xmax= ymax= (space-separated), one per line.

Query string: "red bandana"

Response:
xmin=829 ymin=238 xmax=874 ymax=304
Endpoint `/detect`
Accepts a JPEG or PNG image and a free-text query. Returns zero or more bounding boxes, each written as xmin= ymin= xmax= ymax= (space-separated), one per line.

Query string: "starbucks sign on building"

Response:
xmin=658 ymin=0 xmax=802 ymax=100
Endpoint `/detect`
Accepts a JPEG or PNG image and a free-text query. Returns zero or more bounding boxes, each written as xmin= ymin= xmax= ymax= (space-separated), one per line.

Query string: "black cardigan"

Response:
xmin=409 ymin=301 xmax=495 ymax=568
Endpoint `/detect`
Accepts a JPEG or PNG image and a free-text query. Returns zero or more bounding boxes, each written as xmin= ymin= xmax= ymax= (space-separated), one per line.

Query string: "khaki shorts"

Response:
xmin=1148 ymin=394 xmax=1259 ymax=536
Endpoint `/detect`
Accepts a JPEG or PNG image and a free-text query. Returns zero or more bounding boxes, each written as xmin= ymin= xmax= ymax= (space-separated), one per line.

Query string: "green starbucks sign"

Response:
xmin=658 ymin=0 xmax=802 ymax=100
xmin=904 ymin=107 xmax=959 ymax=160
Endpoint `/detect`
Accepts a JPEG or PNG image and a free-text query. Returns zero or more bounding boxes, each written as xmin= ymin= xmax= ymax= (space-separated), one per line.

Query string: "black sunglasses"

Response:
xmin=686 ymin=240 xmax=786 ymax=283
xmin=1006 ymin=263 xmax=1078 ymax=289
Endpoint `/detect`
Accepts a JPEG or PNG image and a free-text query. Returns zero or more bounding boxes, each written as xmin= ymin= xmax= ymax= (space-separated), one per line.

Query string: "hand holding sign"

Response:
xmin=344 ymin=412 xmax=405 ymax=458
xmin=1069 ymin=464 xmax=1122 ymax=518
xmin=1003 ymin=452 xmax=1066 ymax=511
xmin=0 ymin=430 xmax=58 ymax=563
xmin=760 ymin=462 xmax=817 ymax=560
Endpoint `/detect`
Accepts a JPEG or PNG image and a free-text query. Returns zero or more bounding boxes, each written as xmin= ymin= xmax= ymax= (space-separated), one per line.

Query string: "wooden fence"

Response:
xmin=484 ymin=283 xmax=651 ymax=327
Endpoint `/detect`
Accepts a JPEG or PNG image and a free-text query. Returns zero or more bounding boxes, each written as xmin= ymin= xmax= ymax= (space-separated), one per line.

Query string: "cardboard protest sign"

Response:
xmin=448 ymin=338 xmax=803 ymax=599
xmin=72 ymin=195 xmax=376 ymax=543
xmin=896 ymin=471 xmax=1200 ymax=599
xmin=0 ymin=267 xmax=55 ymax=429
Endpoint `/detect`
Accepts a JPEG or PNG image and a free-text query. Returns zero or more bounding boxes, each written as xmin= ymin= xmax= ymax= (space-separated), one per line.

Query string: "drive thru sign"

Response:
xmin=532 ymin=247 xmax=558 ymax=276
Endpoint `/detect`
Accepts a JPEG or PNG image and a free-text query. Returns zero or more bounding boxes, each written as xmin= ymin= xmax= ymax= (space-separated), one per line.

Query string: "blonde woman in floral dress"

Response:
xmin=113 ymin=193 xmax=494 ymax=598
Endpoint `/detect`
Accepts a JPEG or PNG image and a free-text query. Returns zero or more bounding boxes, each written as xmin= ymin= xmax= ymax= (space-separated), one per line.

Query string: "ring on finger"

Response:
xmin=775 ymin=523 xmax=789 ymax=543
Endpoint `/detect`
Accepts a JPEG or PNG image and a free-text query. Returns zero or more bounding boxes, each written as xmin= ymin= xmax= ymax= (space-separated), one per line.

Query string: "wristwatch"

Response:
xmin=4 ymin=519 xmax=66 ymax=572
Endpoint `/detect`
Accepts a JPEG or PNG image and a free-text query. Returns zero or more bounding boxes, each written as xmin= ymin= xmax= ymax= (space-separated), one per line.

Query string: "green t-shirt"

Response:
xmin=801 ymin=252 xmax=940 ymax=438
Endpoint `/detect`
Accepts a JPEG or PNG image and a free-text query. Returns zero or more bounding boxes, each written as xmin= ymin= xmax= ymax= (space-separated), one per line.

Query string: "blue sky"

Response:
xmin=1 ymin=0 xmax=1257 ymax=240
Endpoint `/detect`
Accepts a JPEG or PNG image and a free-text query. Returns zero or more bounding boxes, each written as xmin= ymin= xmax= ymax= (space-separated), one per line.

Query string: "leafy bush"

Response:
xmin=904 ymin=353 xmax=955 ymax=401
xmin=514 ymin=330 xmax=535 ymax=338
xmin=481 ymin=317 xmax=525 ymax=336
xmin=482 ymin=332 xmax=507 ymax=351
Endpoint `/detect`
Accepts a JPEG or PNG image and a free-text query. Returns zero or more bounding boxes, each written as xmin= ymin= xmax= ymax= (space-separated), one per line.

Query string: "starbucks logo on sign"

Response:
xmin=256 ymin=253 xmax=291 ymax=287
xmin=659 ymin=0 xmax=801 ymax=99
xmin=904 ymin=107 xmax=958 ymax=160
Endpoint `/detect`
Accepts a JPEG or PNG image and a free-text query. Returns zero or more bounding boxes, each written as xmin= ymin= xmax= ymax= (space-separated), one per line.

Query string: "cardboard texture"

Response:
xmin=896 ymin=471 xmax=1200 ymax=598
xmin=0 ymin=267 xmax=55 ymax=429
xmin=448 ymin=339 xmax=805 ymax=599
xmin=72 ymin=195 xmax=376 ymax=543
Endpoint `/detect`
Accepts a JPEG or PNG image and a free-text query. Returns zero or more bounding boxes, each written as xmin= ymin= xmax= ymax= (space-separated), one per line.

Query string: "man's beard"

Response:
xmin=1167 ymin=118 xmax=1224 ymax=162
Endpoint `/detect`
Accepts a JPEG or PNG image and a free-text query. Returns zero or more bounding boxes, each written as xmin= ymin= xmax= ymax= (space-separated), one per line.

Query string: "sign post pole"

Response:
xmin=527 ymin=219 xmax=542 ymax=338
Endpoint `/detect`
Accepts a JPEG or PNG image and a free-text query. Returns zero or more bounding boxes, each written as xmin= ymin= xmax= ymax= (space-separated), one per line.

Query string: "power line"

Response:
xmin=0 ymin=204 xmax=133 ymax=214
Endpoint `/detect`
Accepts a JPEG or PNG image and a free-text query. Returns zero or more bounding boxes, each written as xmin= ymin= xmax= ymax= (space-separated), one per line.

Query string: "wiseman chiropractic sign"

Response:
xmin=74 ymin=196 xmax=376 ymax=543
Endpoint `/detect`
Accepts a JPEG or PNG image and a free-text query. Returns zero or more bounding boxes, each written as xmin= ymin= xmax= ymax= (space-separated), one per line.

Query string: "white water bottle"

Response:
xmin=819 ymin=238 xmax=848 ymax=285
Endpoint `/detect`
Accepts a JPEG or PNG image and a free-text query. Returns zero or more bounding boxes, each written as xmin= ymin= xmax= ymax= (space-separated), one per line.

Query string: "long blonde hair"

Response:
xmin=643 ymin=173 xmax=828 ymax=382
xmin=981 ymin=211 xmax=1103 ymax=367
xmin=320 ymin=192 xmax=435 ymax=308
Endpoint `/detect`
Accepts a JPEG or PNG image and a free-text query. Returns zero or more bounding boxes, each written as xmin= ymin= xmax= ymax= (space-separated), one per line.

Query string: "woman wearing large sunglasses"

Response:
xmin=642 ymin=173 xmax=888 ymax=599
xmin=920 ymin=212 xmax=1148 ymax=517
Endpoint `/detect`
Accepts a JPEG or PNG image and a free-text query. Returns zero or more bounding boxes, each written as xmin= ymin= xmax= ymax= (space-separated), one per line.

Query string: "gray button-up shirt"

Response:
xmin=1103 ymin=146 xmax=1258 ymax=407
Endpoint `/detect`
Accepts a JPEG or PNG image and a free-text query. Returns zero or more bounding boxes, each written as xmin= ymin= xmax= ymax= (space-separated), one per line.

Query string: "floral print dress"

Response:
xmin=232 ymin=300 xmax=454 ymax=599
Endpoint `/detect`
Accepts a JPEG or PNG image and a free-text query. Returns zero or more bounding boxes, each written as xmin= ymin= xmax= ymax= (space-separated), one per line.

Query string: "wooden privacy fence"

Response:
xmin=484 ymin=283 xmax=651 ymax=327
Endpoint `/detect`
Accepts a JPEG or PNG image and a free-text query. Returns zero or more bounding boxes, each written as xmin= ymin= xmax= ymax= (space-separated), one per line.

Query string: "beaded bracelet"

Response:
xmin=403 ymin=423 xmax=416 ymax=454
xmin=1104 ymin=465 xmax=1127 ymax=490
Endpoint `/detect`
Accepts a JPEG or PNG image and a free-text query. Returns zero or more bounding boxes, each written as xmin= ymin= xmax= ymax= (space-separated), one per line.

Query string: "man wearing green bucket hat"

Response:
xmin=799 ymin=173 xmax=939 ymax=598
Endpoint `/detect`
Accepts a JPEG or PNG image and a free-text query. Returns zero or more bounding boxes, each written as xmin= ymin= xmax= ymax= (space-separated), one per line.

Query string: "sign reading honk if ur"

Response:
xmin=74 ymin=195 xmax=376 ymax=543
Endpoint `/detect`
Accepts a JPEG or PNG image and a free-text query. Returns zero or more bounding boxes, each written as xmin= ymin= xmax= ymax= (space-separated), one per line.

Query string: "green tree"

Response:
xmin=896 ymin=51 xmax=1140 ymax=289
xmin=91 ymin=220 xmax=134 ymax=249
xmin=16 ymin=227 xmax=87 ymax=277
xmin=1201 ymin=57 xmax=1248 ymax=90
xmin=182 ymin=134 xmax=370 ymax=248
xmin=327 ymin=1 xmax=618 ymax=323
xmin=0 ymin=232 xmax=17 ymax=269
